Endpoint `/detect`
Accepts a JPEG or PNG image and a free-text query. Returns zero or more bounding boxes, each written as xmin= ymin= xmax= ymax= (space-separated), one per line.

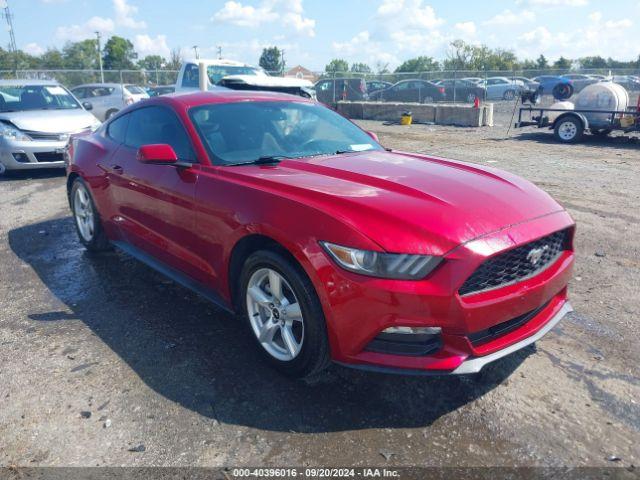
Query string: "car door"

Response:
xmin=106 ymin=105 xmax=204 ymax=281
xmin=87 ymin=86 xmax=112 ymax=121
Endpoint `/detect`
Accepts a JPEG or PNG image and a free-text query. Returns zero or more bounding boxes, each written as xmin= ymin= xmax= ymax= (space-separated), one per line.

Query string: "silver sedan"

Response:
xmin=0 ymin=80 xmax=100 ymax=173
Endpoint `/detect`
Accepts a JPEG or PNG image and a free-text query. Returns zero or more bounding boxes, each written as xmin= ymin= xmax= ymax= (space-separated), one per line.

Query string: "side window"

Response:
xmin=125 ymin=106 xmax=196 ymax=161
xmin=72 ymin=87 xmax=86 ymax=99
xmin=107 ymin=113 xmax=129 ymax=144
xmin=317 ymin=81 xmax=330 ymax=91
xmin=182 ymin=64 xmax=199 ymax=88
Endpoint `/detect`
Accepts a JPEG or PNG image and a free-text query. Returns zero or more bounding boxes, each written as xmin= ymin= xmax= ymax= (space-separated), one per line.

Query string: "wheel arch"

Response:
xmin=227 ymin=233 xmax=309 ymax=312
xmin=553 ymin=112 xmax=588 ymax=131
xmin=66 ymin=172 xmax=80 ymax=208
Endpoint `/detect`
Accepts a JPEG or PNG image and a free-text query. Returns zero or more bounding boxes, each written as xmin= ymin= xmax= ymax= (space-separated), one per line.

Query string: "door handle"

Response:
xmin=110 ymin=164 xmax=124 ymax=174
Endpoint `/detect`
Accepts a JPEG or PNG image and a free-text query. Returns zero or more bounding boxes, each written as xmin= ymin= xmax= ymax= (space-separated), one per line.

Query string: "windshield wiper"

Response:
xmin=225 ymin=155 xmax=293 ymax=167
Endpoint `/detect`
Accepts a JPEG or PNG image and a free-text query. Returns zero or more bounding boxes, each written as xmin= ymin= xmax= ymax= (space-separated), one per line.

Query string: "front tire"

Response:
xmin=503 ymin=89 xmax=516 ymax=101
xmin=71 ymin=178 xmax=110 ymax=252
xmin=239 ymin=249 xmax=330 ymax=378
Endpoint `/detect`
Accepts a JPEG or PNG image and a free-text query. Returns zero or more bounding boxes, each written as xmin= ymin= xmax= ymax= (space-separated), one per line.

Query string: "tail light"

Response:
xmin=125 ymin=97 xmax=135 ymax=105
xmin=438 ymin=87 xmax=445 ymax=94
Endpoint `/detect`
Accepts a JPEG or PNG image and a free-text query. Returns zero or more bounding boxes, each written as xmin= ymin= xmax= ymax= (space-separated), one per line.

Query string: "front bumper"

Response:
xmin=310 ymin=210 xmax=575 ymax=374
xmin=0 ymin=138 xmax=67 ymax=171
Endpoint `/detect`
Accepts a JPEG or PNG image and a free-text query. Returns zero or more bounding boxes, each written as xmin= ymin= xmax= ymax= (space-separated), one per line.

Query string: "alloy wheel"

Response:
xmin=246 ymin=268 xmax=304 ymax=361
xmin=74 ymin=185 xmax=95 ymax=242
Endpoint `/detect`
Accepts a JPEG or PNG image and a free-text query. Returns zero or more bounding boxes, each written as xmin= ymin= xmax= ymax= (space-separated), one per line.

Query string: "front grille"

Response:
xmin=459 ymin=229 xmax=569 ymax=296
xmin=34 ymin=152 xmax=64 ymax=163
xmin=24 ymin=131 xmax=66 ymax=141
xmin=468 ymin=300 xmax=550 ymax=346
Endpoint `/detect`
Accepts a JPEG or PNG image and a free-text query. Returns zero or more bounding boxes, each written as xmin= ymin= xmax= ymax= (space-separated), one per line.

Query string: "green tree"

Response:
xmin=579 ymin=56 xmax=607 ymax=69
xmin=62 ymin=40 xmax=99 ymax=69
xmin=350 ymin=62 xmax=371 ymax=73
xmin=443 ymin=40 xmax=476 ymax=70
xmin=536 ymin=54 xmax=549 ymax=69
xmin=520 ymin=59 xmax=537 ymax=70
xmin=103 ymin=36 xmax=137 ymax=70
xmin=395 ymin=56 xmax=439 ymax=73
xmin=138 ymin=55 xmax=165 ymax=70
xmin=39 ymin=48 xmax=65 ymax=69
xmin=553 ymin=56 xmax=572 ymax=70
xmin=325 ymin=58 xmax=349 ymax=74
xmin=166 ymin=48 xmax=182 ymax=71
xmin=259 ymin=46 xmax=284 ymax=73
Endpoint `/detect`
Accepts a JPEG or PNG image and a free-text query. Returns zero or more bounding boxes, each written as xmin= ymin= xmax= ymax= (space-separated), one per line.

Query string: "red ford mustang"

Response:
xmin=66 ymin=90 xmax=575 ymax=378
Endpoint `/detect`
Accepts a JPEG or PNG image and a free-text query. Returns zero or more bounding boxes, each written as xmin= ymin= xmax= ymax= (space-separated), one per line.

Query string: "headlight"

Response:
xmin=0 ymin=122 xmax=31 ymax=141
xmin=320 ymin=242 xmax=442 ymax=280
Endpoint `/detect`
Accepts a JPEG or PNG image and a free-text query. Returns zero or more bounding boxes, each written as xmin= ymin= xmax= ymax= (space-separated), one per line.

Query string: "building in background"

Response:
xmin=285 ymin=65 xmax=317 ymax=83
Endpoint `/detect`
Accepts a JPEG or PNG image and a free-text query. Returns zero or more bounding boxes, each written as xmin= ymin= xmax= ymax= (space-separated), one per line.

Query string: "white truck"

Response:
xmin=174 ymin=58 xmax=315 ymax=99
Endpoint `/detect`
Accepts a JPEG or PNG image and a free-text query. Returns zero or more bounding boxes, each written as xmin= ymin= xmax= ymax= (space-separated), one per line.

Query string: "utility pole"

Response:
xmin=95 ymin=31 xmax=104 ymax=83
xmin=1 ymin=0 xmax=18 ymax=75
xmin=192 ymin=45 xmax=199 ymax=59
xmin=217 ymin=46 xmax=222 ymax=60
xmin=280 ymin=49 xmax=285 ymax=76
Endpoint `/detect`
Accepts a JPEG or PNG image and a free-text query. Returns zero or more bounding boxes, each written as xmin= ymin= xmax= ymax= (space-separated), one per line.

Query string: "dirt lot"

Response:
xmin=0 ymin=117 xmax=638 ymax=471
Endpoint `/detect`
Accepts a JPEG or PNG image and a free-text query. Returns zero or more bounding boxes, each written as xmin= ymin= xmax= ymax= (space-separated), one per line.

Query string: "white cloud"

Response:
xmin=212 ymin=0 xmax=315 ymax=36
xmin=484 ymin=9 xmax=536 ymax=26
xmin=376 ymin=0 xmax=444 ymax=30
xmin=522 ymin=0 xmax=588 ymax=6
xmin=454 ymin=21 xmax=476 ymax=36
xmin=516 ymin=15 xmax=634 ymax=60
xmin=133 ymin=34 xmax=170 ymax=58
xmin=56 ymin=16 xmax=115 ymax=41
xmin=113 ymin=0 xmax=146 ymax=29
xmin=588 ymin=11 xmax=602 ymax=22
xmin=23 ymin=42 xmax=44 ymax=55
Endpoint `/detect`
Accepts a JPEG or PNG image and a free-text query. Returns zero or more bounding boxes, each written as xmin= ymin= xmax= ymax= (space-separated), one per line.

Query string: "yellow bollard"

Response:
xmin=400 ymin=112 xmax=413 ymax=125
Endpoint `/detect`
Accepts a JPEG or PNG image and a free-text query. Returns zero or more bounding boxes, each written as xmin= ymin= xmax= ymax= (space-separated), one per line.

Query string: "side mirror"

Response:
xmin=137 ymin=144 xmax=178 ymax=164
xmin=366 ymin=130 xmax=379 ymax=143
xmin=82 ymin=101 xmax=93 ymax=111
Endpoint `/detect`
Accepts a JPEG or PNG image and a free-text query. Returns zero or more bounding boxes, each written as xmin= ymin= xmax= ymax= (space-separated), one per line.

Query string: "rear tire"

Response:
xmin=554 ymin=117 xmax=584 ymax=144
xmin=239 ymin=249 xmax=331 ymax=378
xmin=71 ymin=178 xmax=111 ymax=252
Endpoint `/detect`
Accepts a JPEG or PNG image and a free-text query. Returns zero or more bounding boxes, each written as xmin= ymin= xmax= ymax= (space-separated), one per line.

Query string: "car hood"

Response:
xmin=234 ymin=150 xmax=565 ymax=255
xmin=0 ymin=108 xmax=97 ymax=133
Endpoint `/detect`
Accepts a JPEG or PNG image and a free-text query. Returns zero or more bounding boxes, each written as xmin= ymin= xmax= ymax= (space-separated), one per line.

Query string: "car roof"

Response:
xmin=72 ymin=83 xmax=123 ymax=88
xmin=0 ymin=79 xmax=61 ymax=86
xmin=144 ymin=89 xmax=314 ymax=109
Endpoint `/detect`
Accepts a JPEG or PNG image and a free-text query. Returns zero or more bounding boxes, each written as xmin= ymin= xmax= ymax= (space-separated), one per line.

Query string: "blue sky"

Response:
xmin=8 ymin=0 xmax=640 ymax=70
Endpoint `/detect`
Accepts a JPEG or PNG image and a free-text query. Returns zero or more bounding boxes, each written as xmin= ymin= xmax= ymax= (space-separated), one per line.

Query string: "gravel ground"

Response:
xmin=0 ymin=114 xmax=638 ymax=471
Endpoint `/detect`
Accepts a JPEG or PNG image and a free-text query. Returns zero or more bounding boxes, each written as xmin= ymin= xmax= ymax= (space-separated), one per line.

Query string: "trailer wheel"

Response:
xmin=554 ymin=117 xmax=584 ymax=143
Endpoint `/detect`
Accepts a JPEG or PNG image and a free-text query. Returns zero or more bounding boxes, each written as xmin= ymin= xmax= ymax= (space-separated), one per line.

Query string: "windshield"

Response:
xmin=207 ymin=65 xmax=264 ymax=84
xmin=0 ymin=84 xmax=81 ymax=112
xmin=190 ymin=101 xmax=383 ymax=165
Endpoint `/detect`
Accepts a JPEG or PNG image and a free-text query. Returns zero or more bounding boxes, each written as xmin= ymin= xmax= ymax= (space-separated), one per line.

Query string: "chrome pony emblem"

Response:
xmin=527 ymin=245 xmax=549 ymax=266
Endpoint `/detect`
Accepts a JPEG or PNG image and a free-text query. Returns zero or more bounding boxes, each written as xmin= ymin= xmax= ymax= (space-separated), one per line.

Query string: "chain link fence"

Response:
xmin=1 ymin=66 xmax=638 ymax=108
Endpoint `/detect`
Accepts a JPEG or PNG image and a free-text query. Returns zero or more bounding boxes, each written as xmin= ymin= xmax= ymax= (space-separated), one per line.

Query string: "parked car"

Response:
xmin=481 ymin=77 xmax=524 ymax=100
xmin=368 ymin=80 xmax=445 ymax=103
xmin=175 ymin=58 xmax=314 ymax=99
xmin=512 ymin=76 xmax=541 ymax=91
xmin=314 ymin=78 xmax=367 ymax=104
xmin=71 ymin=83 xmax=149 ymax=121
xmin=436 ymin=79 xmax=486 ymax=103
xmin=561 ymin=74 xmax=599 ymax=93
xmin=0 ymin=80 xmax=100 ymax=174
xmin=612 ymin=75 xmax=640 ymax=91
xmin=532 ymin=76 xmax=573 ymax=97
xmin=365 ymin=80 xmax=393 ymax=95
xmin=461 ymin=77 xmax=483 ymax=84
xmin=588 ymin=74 xmax=612 ymax=82
xmin=66 ymin=90 xmax=575 ymax=378
xmin=146 ymin=85 xmax=175 ymax=97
